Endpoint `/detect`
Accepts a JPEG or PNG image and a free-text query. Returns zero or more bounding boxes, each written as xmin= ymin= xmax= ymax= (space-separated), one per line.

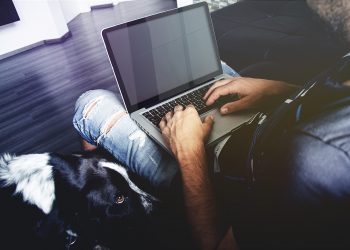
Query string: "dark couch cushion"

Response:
xmin=211 ymin=0 xmax=348 ymax=84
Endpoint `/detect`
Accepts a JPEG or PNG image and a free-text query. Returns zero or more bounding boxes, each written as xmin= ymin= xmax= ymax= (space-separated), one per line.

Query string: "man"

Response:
xmin=74 ymin=59 xmax=350 ymax=249
xmin=73 ymin=1 xmax=350 ymax=249
xmin=160 ymin=56 xmax=350 ymax=248
xmin=158 ymin=77 xmax=300 ymax=249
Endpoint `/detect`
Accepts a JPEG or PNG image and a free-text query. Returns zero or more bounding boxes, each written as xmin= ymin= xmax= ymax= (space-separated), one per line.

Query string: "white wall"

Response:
xmin=0 ymin=0 xmax=136 ymax=57
xmin=90 ymin=0 xmax=112 ymax=6
xmin=48 ymin=0 xmax=70 ymax=34
xmin=58 ymin=0 xmax=134 ymax=23
xmin=177 ymin=0 xmax=193 ymax=7
xmin=59 ymin=0 xmax=82 ymax=23
xmin=0 ymin=0 xmax=69 ymax=56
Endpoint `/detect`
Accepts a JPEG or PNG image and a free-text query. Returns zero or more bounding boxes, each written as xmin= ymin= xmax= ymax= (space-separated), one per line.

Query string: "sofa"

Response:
xmin=211 ymin=0 xmax=348 ymax=85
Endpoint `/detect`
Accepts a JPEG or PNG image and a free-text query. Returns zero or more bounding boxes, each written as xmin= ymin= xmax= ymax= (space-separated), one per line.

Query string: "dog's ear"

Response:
xmin=0 ymin=153 xmax=55 ymax=214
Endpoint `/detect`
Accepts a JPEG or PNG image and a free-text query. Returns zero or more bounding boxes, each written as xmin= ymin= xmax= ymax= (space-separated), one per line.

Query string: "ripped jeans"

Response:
xmin=73 ymin=62 xmax=238 ymax=188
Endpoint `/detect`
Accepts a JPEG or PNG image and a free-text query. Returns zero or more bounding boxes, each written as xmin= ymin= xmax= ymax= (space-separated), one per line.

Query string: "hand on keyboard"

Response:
xmin=203 ymin=77 xmax=298 ymax=115
xmin=143 ymin=83 xmax=216 ymax=127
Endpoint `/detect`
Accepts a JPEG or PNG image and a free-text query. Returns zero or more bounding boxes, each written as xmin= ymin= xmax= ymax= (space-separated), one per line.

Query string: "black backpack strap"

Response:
xmin=248 ymin=55 xmax=350 ymax=185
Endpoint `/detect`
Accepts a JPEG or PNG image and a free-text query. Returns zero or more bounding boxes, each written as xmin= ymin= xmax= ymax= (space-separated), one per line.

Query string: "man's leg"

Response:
xmin=72 ymin=63 xmax=238 ymax=187
xmin=221 ymin=61 xmax=239 ymax=77
xmin=73 ymin=89 xmax=179 ymax=188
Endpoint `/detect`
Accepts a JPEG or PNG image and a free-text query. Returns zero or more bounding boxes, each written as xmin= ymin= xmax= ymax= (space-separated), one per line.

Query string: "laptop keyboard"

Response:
xmin=142 ymin=83 xmax=215 ymax=127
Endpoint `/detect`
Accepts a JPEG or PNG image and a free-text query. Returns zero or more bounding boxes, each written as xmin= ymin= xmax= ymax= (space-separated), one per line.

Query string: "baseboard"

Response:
xmin=0 ymin=31 xmax=72 ymax=61
xmin=44 ymin=31 xmax=72 ymax=45
xmin=90 ymin=3 xmax=114 ymax=10
xmin=0 ymin=41 xmax=44 ymax=61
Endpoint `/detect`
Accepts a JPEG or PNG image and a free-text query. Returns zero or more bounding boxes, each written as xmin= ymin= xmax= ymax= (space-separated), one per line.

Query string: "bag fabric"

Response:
xmin=216 ymin=54 xmax=350 ymax=249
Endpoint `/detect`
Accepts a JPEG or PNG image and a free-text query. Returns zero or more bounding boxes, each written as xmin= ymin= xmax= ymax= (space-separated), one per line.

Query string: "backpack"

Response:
xmin=217 ymin=54 xmax=350 ymax=184
xmin=216 ymin=54 xmax=350 ymax=250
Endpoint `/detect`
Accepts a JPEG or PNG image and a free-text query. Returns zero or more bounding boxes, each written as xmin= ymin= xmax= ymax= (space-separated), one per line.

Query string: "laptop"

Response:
xmin=101 ymin=2 xmax=255 ymax=153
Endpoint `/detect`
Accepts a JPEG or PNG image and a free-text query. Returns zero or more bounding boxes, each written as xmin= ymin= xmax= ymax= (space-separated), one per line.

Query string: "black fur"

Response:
xmin=0 ymin=151 xmax=157 ymax=250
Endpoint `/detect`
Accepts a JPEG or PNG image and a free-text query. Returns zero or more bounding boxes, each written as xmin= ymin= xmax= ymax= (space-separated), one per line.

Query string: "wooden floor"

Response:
xmin=0 ymin=0 xmax=176 ymax=155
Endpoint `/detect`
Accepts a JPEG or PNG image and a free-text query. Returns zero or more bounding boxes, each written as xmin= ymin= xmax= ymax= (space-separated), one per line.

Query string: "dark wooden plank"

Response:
xmin=0 ymin=0 xmax=177 ymax=154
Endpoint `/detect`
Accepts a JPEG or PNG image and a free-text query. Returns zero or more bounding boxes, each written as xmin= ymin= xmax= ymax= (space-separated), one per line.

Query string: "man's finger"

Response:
xmin=206 ymin=84 xmax=237 ymax=106
xmin=159 ymin=118 xmax=166 ymax=130
xmin=203 ymin=115 xmax=215 ymax=138
xmin=203 ymin=78 xmax=233 ymax=100
xmin=160 ymin=127 xmax=171 ymax=148
xmin=174 ymin=105 xmax=184 ymax=112
xmin=186 ymin=104 xmax=199 ymax=115
xmin=186 ymin=104 xmax=196 ymax=111
xmin=220 ymin=97 xmax=251 ymax=114
xmin=165 ymin=111 xmax=173 ymax=121
xmin=164 ymin=111 xmax=173 ymax=127
xmin=161 ymin=126 xmax=170 ymax=137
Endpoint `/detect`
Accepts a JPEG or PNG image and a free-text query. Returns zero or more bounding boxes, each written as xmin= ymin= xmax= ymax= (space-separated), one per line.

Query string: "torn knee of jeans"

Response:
xmin=82 ymin=95 xmax=105 ymax=119
xmin=96 ymin=111 xmax=127 ymax=144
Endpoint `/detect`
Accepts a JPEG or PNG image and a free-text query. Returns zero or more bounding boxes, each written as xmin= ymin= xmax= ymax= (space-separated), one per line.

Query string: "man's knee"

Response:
xmin=73 ymin=89 xmax=121 ymax=125
xmin=73 ymin=89 xmax=117 ymax=144
xmin=72 ymin=88 xmax=131 ymax=146
xmin=74 ymin=89 xmax=114 ymax=113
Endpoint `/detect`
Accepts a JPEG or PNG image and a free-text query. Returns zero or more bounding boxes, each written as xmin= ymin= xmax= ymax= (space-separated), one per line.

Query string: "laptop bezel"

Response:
xmin=101 ymin=2 xmax=223 ymax=113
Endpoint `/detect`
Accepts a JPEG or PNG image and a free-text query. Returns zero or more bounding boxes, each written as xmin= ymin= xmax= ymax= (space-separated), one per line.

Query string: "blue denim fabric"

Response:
xmin=73 ymin=63 xmax=238 ymax=188
xmin=221 ymin=61 xmax=239 ymax=77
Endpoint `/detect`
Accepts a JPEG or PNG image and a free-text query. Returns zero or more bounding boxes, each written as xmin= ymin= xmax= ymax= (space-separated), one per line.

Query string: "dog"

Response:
xmin=0 ymin=150 xmax=158 ymax=250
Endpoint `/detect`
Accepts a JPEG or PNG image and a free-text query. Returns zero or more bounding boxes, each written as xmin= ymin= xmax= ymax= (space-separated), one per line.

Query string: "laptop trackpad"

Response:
xmin=204 ymin=109 xmax=256 ymax=145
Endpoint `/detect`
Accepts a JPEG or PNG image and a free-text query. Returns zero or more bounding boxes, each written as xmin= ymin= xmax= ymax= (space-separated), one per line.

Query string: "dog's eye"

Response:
xmin=115 ymin=195 xmax=125 ymax=204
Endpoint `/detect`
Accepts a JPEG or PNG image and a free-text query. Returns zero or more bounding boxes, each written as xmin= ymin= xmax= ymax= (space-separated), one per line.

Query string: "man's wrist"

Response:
xmin=175 ymin=142 xmax=206 ymax=169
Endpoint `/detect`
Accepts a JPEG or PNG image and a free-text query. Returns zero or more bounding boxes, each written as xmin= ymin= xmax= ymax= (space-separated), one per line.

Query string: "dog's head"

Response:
xmin=79 ymin=158 xmax=160 ymax=248
xmin=0 ymin=152 xmax=158 ymax=249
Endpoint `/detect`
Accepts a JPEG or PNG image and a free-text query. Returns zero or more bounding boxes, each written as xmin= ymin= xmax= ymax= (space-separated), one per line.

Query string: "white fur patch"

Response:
xmin=100 ymin=162 xmax=157 ymax=213
xmin=0 ymin=153 xmax=55 ymax=214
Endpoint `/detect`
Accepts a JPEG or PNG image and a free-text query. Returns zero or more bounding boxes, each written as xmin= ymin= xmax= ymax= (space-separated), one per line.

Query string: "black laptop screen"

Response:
xmin=103 ymin=3 xmax=221 ymax=112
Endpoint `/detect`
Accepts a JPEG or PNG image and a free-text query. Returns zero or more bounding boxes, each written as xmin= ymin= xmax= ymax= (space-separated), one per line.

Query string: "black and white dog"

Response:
xmin=0 ymin=151 xmax=158 ymax=250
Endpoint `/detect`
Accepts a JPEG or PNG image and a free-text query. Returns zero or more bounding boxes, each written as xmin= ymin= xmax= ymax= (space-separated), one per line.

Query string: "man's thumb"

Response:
xmin=203 ymin=115 xmax=214 ymax=135
xmin=220 ymin=98 xmax=249 ymax=115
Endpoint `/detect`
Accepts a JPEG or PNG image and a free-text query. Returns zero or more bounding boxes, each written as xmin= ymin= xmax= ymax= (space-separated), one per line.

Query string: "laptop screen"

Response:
xmin=102 ymin=3 xmax=222 ymax=112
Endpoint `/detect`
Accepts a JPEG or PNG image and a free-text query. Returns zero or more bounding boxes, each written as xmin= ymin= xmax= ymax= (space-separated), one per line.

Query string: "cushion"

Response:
xmin=211 ymin=0 xmax=348 ymax=84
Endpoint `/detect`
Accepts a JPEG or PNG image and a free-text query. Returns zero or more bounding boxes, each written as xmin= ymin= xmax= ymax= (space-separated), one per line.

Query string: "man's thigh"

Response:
xmin=73 ymin=89 xmax=179 ymax=188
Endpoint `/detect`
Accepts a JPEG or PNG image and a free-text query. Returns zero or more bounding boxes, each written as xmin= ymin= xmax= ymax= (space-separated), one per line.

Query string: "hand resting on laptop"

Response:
xmin=204 ymin=77 xmax=300 ymax=114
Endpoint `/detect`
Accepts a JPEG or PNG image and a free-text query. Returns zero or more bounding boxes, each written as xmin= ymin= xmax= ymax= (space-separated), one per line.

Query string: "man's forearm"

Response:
xmin=158 ymin=104 xmax=236 ymax=249
xmin=177 ymin=144 xmax=236 ymax=250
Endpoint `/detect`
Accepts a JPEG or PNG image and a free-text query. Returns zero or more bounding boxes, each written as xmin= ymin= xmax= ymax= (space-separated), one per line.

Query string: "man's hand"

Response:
xmin=204 ymin=77 xmax=299 ymax=114
xmin=159 ymin=105 xmax=214 ymax=159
